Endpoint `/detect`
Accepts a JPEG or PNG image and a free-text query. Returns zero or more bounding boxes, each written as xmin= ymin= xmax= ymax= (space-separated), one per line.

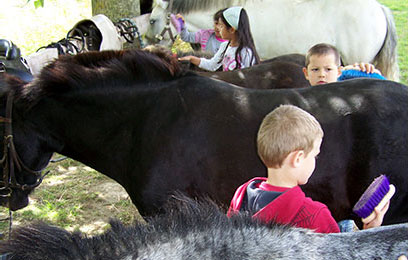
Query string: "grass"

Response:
xmin=0 ymin=0 xmax=407 ymax=239
xmin=378 ymin=0 xmax=408 ymax=84
xmin=0 ymin=157 xmax=141 ymax=237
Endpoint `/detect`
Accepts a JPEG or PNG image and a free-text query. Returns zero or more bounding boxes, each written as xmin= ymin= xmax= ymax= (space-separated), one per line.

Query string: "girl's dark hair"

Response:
xmin=219 ymin=8 xmax=260 ymax=69
xmin=213 ymin=8 xmax=226 ymax=21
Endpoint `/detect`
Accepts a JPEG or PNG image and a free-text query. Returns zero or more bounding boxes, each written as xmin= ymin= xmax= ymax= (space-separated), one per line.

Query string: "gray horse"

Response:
xmin=0 ymin=196 xmax=407 ymax=259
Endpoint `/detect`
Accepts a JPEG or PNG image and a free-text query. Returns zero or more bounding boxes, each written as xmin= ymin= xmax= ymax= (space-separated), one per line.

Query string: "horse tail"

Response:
xmin=373 ymin=5 xmax=399 ymax=81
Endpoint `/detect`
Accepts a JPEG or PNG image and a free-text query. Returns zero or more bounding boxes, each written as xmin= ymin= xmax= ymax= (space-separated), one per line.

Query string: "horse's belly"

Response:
xmin=250 ymin=0 xmax=387 ymax=63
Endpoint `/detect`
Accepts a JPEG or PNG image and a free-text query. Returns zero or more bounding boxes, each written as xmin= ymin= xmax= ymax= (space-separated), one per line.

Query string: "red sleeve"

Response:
xmin=311 ymin=207 xmax=340 ymax=233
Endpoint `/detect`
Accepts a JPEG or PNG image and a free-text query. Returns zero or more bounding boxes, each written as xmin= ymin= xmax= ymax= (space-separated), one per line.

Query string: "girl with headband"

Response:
xmin=179 ymin=6 xmax=260 ymax=71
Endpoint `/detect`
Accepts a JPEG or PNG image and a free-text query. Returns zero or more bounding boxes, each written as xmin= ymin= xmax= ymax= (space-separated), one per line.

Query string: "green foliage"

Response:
xmin=34 ymin=0 xmax=44 ymax=8
xmin=25 ymin=0 xmax=45 ymax=8
xmin=0 ymin=0 xmax=92 ymax=55
xmin=378 ymin=0 xmax=408 ymax=84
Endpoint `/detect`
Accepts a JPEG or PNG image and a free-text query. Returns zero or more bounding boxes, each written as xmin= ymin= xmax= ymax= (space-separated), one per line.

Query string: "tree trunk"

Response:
xmin=91 ymin=0 xmax=142 ymax=49
xmin=92 ymin=0 xmax=140 ymax=22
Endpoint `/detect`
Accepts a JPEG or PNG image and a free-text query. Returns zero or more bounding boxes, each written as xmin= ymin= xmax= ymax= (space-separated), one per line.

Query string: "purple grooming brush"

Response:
xmin=170 ymin=14 xmax=184 ymax=33
xmin=353 ymin=175 xmax=395 ymax=220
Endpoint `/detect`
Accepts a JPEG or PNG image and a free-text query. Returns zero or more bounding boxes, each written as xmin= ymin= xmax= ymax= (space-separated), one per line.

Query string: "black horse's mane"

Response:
xmin=4 ymin=48 xmax=186 ymax=104
xmin=167 ymin=0 xmax=246 ymax=13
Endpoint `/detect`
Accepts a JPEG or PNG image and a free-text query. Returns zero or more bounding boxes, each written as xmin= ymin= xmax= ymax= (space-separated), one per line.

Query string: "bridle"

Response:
xmin=154 ymin=0 xmax=176 ymax=43
xmin=0 ymin=91 xmax=49 ymax=199
xmin=0 ymin=90 xmax=49 ymax=238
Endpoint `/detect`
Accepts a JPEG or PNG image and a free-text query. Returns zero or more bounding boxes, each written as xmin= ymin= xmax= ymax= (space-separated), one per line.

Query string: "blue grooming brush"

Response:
xmin=338 ymin=69 xmax=386 ymax=81
xmin=352 ymin=175 xmax=395 ymax=223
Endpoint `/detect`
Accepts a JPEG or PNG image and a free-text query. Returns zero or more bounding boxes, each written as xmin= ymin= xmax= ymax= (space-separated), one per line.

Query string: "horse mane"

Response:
xmin=7 ymin=48 xmax=185 ymax=105
xmin=1 ymin=193 xmax=407 ymax=259
xmin=167 ymin=0 xmax=246 ymax=14
xmin=0 ymin=195 xmax=289 ymax=259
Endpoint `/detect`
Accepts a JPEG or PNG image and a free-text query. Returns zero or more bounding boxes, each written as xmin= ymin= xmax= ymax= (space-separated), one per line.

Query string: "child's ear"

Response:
xmin=302 ymin=67 xmax=309 ymax=80
xmin=287 ymin=150 xmax=305 ymax=168
xmin=294 ymin=150 xmax=305 ymax=167
xmin=337 ymin=66 xmax=342 ymax=77
xmin=229 ymin=27 xmax=237 ymax=34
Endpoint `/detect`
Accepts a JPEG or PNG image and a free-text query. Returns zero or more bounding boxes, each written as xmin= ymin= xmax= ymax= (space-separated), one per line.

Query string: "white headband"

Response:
xmin=223 ymin=6 xmax=243 ymax=30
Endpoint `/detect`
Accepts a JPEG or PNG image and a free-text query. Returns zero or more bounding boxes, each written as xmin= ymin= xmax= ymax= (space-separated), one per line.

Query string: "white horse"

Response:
xmin=145 ymin=0 xmax=399 ymax=81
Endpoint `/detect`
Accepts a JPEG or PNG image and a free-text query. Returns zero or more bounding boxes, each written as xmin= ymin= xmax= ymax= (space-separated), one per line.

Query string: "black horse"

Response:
xmin=0 ymin=49 xmax=407 ymax=226
xmin=0 ymin=196 xmax=407 ymax=259
xmin=197 ymin=58 xmax=309 ymax=89
xmin=150 ymin=46 xmax=310 ymax=89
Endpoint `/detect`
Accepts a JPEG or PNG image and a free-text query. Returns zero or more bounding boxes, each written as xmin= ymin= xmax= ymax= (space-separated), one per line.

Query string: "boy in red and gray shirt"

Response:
xmin=228 ymin=105 xmax=389 ymax=233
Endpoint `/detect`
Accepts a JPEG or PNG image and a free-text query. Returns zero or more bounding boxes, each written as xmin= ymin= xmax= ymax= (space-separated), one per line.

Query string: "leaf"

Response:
xmin=34 ymin=0 xmax=44 ymax=8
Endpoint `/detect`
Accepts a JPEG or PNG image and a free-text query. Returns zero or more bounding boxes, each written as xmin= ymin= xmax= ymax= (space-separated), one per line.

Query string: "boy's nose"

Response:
xmin=318 ymin=70 xmax=325 ymax=77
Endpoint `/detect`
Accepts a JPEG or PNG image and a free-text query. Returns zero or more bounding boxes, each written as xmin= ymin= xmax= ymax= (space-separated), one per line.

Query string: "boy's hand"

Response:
xmin=342 ymin=63 xmax=382 ymax=75
xmin=362 ymin=200 xmax=390 ymax=229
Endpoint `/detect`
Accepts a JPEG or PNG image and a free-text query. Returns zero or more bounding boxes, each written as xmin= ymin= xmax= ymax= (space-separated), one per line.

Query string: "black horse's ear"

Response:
xmin=0 ymin=39 xmax=21 ymax=60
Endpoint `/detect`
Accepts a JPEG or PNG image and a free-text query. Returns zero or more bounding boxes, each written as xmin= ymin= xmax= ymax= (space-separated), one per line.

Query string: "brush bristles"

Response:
xmin=352 ymin=175 xmax=390 ymax=218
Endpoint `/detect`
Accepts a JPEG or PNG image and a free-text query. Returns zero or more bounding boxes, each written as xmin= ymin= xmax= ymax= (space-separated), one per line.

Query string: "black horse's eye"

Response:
xmin=150 ymin=19 xmax=155 ymax=25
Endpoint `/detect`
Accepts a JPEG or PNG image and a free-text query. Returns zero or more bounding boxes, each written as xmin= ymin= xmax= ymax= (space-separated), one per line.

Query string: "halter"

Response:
xmin=155 ymin=0 xmax=175 ymax=43
xmin=0 ymin=91 xmax=49 ymax=198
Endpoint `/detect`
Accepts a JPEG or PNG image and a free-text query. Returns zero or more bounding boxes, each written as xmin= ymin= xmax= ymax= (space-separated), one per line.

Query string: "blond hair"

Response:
xmin=305 ymin=43 xmax=341 ymax=67
xmin=257 ymin=105 xmax=323 ymax=168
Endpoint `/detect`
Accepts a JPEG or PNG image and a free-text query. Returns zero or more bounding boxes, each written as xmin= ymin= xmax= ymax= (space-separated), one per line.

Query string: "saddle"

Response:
xmin=0 ymin=39 xmax=33 ymax=82
xmin=0 ymin=39 xmax=21 ymax=60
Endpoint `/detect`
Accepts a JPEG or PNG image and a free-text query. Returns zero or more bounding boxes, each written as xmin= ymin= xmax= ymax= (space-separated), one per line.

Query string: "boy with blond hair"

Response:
xmin=228 ymin=105 xmax=389 ymax=233
xmin=303 ymin=43 xmax=384 ymax=86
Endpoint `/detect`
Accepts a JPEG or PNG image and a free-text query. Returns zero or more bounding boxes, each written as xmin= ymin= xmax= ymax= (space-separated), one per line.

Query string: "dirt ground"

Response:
xmin=0 ymin=158 xmax=143 ymax=238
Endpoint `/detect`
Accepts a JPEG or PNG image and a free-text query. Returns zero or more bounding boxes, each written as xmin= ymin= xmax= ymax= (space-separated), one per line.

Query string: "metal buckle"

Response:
xmin=0 ymin=62 xmax=5 ymax=73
